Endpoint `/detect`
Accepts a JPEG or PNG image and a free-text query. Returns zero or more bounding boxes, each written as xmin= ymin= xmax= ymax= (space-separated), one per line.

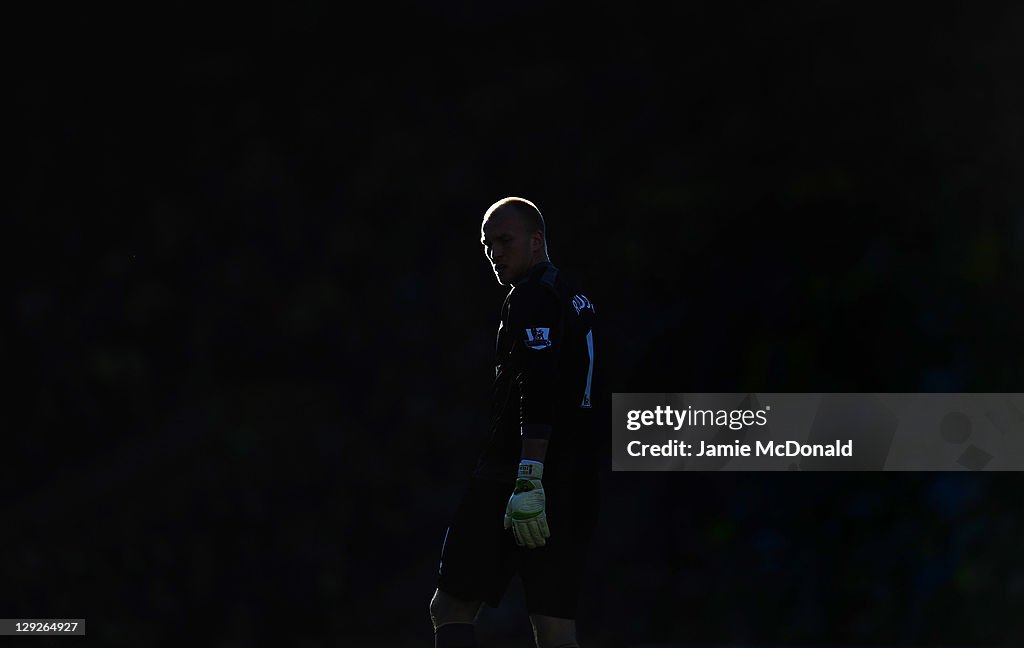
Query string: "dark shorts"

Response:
xmin=436 ymin=476 xmax=598 ymax=619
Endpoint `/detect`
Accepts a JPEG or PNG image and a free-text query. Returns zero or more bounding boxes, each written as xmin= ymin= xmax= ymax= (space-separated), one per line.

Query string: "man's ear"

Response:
xmin=531 ymin=231 xmax=544 ymax=253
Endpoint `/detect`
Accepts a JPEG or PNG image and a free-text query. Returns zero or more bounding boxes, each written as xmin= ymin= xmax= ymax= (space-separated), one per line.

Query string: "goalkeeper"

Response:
xmin=430 ymin=198 xmax=599 ymax=648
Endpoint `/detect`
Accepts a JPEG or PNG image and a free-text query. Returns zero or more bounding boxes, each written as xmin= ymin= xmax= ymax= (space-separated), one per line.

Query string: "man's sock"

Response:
xmin=434 ymin=622 xmax=476 ymax=648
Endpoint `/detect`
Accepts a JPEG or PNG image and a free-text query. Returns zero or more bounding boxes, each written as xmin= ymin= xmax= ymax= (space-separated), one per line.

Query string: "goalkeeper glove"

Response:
xmin=503 ymin=460 xmax=550 ymax=549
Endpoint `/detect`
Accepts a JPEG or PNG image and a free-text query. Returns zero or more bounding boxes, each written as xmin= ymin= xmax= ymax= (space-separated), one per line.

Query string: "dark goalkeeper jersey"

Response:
xmin=474 ymin=261 xmax=597 ymax=484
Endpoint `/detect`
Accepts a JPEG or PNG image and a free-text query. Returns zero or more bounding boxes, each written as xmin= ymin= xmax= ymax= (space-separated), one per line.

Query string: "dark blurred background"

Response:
xmin=5 ymin=2 xmax=1024 ymax=646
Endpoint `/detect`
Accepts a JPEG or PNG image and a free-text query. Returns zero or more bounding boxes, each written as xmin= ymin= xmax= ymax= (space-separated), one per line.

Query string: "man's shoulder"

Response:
xmin=513 ymin=264 xmax=595 ymax=308
xmin=509 ymin=263 xmax=558 ymax=302
xmin=521 ymin=263 xmax=592 ymax=296
xmin=506 ymin=281 xmax=559 ymax=319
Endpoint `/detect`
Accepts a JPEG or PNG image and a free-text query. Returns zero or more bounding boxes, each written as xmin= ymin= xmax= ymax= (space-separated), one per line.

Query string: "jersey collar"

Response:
xmin=512 ymin=260 xmax=555 ymax=287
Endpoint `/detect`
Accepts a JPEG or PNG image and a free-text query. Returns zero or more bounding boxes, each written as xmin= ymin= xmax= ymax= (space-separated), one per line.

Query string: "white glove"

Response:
xmin=503 ymin=460 xmax=551 ymax=549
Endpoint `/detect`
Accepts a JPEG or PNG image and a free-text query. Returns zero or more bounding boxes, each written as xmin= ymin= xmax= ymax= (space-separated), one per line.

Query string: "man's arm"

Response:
xmin=513 ymin=287 xmax=561 ymax=458
xmin=521 ymin=437 xmax=548 ymax=463
xmin=502 ymin=284 xmax=561 ymax=548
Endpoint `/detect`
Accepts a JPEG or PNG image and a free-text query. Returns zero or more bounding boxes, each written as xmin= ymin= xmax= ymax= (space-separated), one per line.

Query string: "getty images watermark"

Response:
xmin=613 ymin=393 xmax=1024 ymax=471
xmin=626 ymin=403 xmax=851 ymax=459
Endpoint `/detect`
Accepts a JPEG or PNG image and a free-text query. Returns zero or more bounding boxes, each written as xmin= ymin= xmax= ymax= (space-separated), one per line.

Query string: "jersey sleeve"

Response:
xmin=506 ymin=283 xmax=563 ymax=440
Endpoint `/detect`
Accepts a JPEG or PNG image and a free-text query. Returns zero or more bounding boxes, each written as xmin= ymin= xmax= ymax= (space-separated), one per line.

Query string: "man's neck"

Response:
xmin=511 ymin=258 xmax=552 ymax=287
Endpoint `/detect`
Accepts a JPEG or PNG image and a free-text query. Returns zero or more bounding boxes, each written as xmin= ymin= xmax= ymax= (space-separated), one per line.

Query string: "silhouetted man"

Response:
xmin=430 ymin=197 xmax=599 ymax=648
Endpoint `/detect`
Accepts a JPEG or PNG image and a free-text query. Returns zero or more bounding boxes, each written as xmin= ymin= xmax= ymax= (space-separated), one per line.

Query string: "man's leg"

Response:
xmin=433 ymin=478 xmax=519 ymax=646
xmin=521 ymin=480 xmax=597 ymax=648
xmin=529 ymin=614 xmax=579 ymax=648
xmin=429 ymin=588 xmax=483 ymax=648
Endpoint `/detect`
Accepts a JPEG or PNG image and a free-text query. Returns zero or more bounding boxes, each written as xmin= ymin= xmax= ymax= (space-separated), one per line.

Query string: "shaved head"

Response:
xmin=481 ymin=196 xmax=550 ymax=285
xmin=484 ymin=197 xmax=546 ymax=242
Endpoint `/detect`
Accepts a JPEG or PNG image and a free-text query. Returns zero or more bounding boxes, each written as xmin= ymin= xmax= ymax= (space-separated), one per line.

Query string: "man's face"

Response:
xmin=481 ymin=210 xmax=537 ymax=286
